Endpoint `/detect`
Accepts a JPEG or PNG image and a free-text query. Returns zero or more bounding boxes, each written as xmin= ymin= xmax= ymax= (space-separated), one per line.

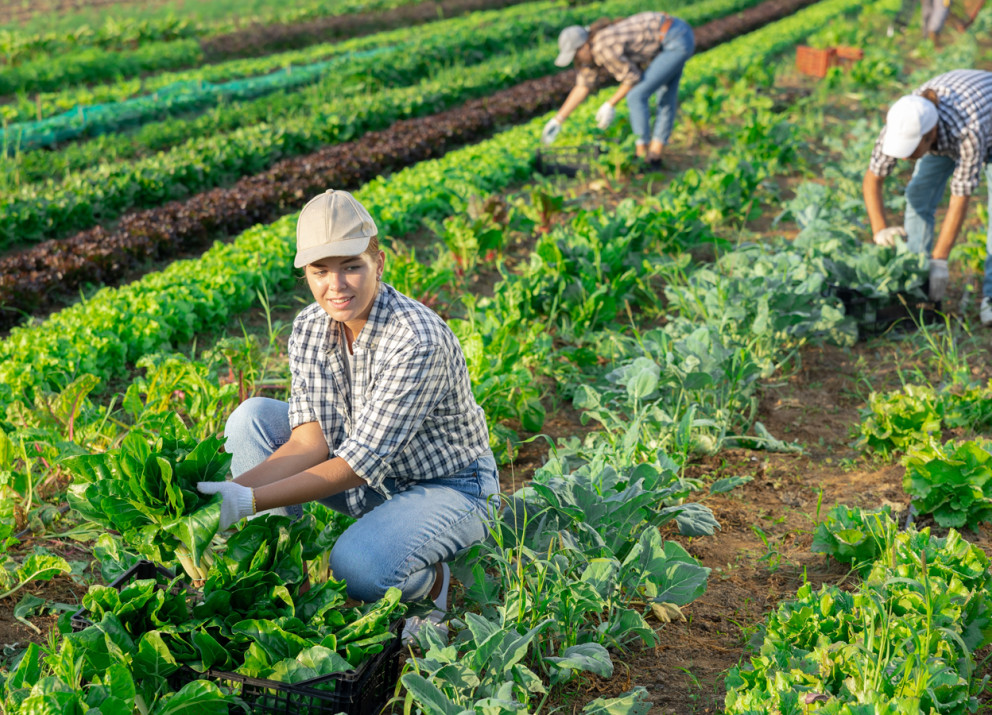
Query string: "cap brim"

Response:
xmin=294 ymin=235 xmax=372 ymax=268
xmin=554 ymin=50 xmax=575 ymax=67
xmin=881 ymin=133 xmax=918 ymax=159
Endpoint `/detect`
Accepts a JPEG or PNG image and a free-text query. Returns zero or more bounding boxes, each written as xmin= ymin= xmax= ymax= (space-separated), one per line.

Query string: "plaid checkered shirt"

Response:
xmin=576 ymin=12 xmax=671 ymax=90
xmin=869 ymin=69 xmax=992 ymax=196
xmin=287 ymin=283 xmax=491 ymax=517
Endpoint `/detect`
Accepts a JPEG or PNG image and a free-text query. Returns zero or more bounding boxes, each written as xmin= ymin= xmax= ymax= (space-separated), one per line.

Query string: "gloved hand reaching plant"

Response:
xmin=873 ymin=226 xmax=907 ymax=247
xmin=197 ymin=481 xmax=256 ymax=529
xmin=928 ymin=258 xmax=948 ymax=302
xmin=541 ymin=118 xmax=562 ymax=145
xmin=595 ymin=102 xmax=616 ymax=130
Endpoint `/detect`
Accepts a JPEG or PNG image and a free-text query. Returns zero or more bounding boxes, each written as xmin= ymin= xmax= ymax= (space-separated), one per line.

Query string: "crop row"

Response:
xmin=0 ymin=0 xmax=457 ymax=68
xmin=0 ymin=0 xmax=741 ymax=238
xmin=0 ymin=0 xmax=817 ymax=323
xmin=0 ymin=0 xmax=539 ymax=123
xmin=5 ymin=0 xmax=764 ymax=188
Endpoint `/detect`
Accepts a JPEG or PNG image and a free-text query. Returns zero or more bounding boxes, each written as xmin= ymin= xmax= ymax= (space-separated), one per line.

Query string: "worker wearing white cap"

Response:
xmin=199 ymin=189 xmax=498 ymax=642
xmin=541 ymin=12 xmax=694 ymax=167
xmin=863 ymin=70 xmax=992 ymax=323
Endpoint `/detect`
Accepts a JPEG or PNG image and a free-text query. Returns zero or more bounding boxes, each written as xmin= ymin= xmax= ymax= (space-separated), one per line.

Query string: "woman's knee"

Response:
xmin=225 ymin=397 xmax=287 ymax=439
xmin=329 ymin=542 xmax=396 ymax=602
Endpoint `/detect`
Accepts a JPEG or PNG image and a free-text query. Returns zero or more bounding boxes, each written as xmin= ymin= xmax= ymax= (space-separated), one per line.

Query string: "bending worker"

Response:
xmin=863 ymin=69 xmax=992 ymax=323
xmin=541 ymin=12 xmax=695 ymax=166
xmin=198 ymin=189 xmax=498 ymax=640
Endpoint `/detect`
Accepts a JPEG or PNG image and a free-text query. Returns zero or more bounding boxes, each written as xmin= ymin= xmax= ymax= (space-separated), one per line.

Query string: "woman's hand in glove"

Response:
xmin=595 ymin=102 xmax=615 ymax=130
xmin=928 ymin=258 xmax=949 ymax=302
xmin=541 ymin=118 xmax=562 ymax=145
xmin=873 ymin=226 xmax=907 ymax=247
xmin=197 ymin=481 xmax=255 ymax=530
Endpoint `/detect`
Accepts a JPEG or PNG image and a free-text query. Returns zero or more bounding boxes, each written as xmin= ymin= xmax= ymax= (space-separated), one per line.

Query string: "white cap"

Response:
xmin=881 ymin=95 xmax=939 ymax=159
xmin=295 ymin=189 xmax=377 ymax=268
xmin=554 ymin=25 xmax=589 ymax=67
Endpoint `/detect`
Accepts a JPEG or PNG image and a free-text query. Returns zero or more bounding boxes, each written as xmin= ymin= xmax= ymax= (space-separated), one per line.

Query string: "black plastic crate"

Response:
xmin=71 ymin=560 xmax=181 ymax=632
xmin=824 ymin=283 xmax=942 ymax=339
xmin=535 ymin=144 xmax=603 ymax=177
xmin=175 ymin=617 xmax=403 ymax=715
xmin=72 ymin=560 xmax=403 ymax=714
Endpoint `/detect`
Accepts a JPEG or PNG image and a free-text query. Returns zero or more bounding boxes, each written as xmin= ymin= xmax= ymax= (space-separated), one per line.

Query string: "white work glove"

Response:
xmin=595 ymin=102 xmax=616 ymax=130
xmin=197 ymin=481 xmax=255 ymax=530
xmin=928 ymin=258 xmax=949 ymax=302
xmin=873 ymin=226 xmax=907 ymax=247
xmin=541 ymin=118 xmax=562 ymax=145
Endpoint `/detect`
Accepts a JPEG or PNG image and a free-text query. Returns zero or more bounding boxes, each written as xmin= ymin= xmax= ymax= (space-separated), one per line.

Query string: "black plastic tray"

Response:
xmin=72 ymin=560 xmax=403 ymax=715
xmin=824 ymin=282 xmax=941 ymax=339
xmin=535 ymin=144 xmax=603 ymax=177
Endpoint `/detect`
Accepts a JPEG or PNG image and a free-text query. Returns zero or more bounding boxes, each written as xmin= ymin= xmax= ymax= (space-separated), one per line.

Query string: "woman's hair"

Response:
xmin=363 ymin=233 xmax=380 ymax=257
xmin=921 ymin=88 xmax=940 ymax=107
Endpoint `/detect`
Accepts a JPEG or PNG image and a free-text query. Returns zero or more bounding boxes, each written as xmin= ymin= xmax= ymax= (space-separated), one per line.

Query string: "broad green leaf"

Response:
xmin=581 ymin=686 xmax=653 ymax=713
xmin=149 ymin=680 xmax=233 ymax=715
xmin=710 ymin=475 xmax=753 ymax=494
xmin=545 ymin=642 xmax=613 ymax=677
xmin=399 ymin=673 xmax=463 ymax=715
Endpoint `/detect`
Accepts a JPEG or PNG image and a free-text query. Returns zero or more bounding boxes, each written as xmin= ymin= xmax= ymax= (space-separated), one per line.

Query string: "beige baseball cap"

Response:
xmin=295 ymin=189 xmax=378 ymax=268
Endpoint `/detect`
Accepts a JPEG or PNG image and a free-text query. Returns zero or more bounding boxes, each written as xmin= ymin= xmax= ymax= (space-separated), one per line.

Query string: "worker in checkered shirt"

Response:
xmin=199 ymin=189 xmax=498 ymax=638
xmin=540 ymin=12 xmax=695 ymax=167
xmin=864 ymin=69 xmax=992 ymax=325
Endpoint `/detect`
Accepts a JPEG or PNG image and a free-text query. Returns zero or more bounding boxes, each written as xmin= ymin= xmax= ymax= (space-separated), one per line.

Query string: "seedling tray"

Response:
xmin=72 ymin=560 xmax=403 ymax=715
xmin=825 ymin=283 xmax=941 ymax=339
xmin=535 ymin=143 xmax=604 ymax=177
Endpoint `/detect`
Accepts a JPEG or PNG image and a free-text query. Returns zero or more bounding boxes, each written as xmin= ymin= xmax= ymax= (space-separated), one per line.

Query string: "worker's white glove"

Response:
xmin=595 ymin=102 xmax=616 ymax=130
xmin=197 ymin=481 xmax=255 ymax=530
xmin=928 ymin=258 xmax=949 ymax=302
xmin=873 ymin=226 xmax=907 ymax=247
xmin=541 ymin=118 xmax=562 ymax=145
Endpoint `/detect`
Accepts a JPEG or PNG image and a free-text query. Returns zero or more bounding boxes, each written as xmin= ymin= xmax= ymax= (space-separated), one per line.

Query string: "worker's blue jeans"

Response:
xmin=224 ymin=396 xmax=500 ymax=602
xmin=626 ymin=17 xmax=694 ymax=147
xmin=904 ymin=154 xmax=992 ymax=298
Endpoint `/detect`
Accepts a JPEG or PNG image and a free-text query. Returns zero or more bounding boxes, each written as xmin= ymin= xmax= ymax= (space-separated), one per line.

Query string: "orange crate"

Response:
xmin=795 ymin=46 xmax=837 ymax=78
xmin=835 ymin=45 xmax=864 ymax=60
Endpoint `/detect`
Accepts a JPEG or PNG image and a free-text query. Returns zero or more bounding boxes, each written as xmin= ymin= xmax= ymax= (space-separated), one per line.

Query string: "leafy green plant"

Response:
xmin=810 ymin=504 xmax=894 ymax=570
xmin=857 ymin=384 xmax=943 ymax=457
xmin=902 ymin=439 xmax=992 ymax=529
xmin=64 ymin=418 xmax=230 ymax=580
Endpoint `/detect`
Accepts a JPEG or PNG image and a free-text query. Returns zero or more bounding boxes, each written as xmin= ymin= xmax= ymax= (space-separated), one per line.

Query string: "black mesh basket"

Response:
xmin=824 ymin=282 xmax=942 ymax=339
xmin=535 ymin=143 xmax=604 ymax=177
xmin=71 ymin=560 xmax=182 ymax=632
xmin=174 ymin=618 xmax=403 ymax=715
xmin=71 ymin=560 xmax=403 ymax=715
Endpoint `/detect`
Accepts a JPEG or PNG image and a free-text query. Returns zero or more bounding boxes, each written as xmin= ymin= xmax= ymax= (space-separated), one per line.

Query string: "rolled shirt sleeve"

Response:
xmin=949 ymin=131 xmax=987 ymax=195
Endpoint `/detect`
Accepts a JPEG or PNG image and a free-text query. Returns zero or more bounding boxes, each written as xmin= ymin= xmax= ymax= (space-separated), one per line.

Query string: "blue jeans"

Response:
xmin=224 ymin=397 xmax=500 ymax=602
xmin=626 ymin=17 xmax=694 ymax=147
xmin=903 ymin=155 xmax=992 ymax=298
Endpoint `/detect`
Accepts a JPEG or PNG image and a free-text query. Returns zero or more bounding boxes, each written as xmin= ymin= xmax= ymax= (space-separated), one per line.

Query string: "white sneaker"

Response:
xmin=401 ymin=562 xmax=450 ymax=644
xmin=981 ymin=297 xmax=992 ymax=327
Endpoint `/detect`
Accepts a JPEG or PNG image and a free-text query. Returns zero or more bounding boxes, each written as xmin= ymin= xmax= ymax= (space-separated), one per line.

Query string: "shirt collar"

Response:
xmin=349 ymin=282 xmax=391 ymax=351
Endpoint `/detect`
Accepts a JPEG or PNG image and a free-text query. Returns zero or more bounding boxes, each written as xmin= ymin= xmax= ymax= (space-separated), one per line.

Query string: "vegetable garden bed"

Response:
xmin=4 ymin=0 xmax=992 ymax=712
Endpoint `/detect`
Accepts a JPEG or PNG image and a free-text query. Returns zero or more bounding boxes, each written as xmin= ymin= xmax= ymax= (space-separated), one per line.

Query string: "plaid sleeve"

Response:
xmin=287 ymin=330 xmax=317 ymax=428
xmin=868 ymin=127 xmax=898 ymax=178
xmin=335 ymin=343 xmax=448 ymax=490
xmin=949 ymin=131 xmax=986 ymax=195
